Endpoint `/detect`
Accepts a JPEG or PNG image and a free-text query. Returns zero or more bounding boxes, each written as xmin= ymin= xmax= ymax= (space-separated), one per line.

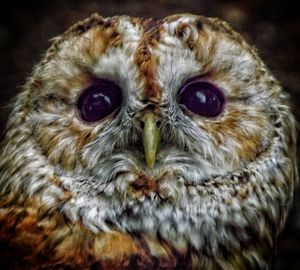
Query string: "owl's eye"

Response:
xmin=76 ymin=79 xmax=122 ymax=123
xmin=178 ymin=78 xmax=225 ymax=117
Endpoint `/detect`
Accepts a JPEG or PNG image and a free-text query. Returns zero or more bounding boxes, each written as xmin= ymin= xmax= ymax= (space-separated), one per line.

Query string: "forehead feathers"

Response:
xmin=32 ymin=13 xmax=278 ymax=104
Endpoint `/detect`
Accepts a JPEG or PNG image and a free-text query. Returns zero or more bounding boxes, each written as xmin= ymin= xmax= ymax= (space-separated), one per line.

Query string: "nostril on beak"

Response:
xmin=156 ymin=120 xmax=161 ymax=128
xmin=139 ymin=119 xmax=161 ymax=130
xmin=140 ymin=119 xmax=161 ymax=129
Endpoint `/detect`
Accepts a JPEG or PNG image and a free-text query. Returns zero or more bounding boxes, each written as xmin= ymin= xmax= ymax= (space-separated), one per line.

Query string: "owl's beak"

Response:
xmin=141 ymin=112 xmax=161 ymax=168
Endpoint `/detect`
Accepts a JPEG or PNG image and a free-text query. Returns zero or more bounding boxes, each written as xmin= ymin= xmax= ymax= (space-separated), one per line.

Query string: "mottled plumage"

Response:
xmin=0 ymin=13 xmax=297 ymax=269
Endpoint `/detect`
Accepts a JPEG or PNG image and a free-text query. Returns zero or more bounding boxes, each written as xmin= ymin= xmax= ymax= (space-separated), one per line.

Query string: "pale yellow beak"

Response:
xmin=141 ymin=112 xmax=161 ymax=168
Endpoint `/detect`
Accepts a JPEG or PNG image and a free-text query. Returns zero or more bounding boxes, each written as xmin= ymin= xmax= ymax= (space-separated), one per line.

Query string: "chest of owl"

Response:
xmin=0 ymin=13 xmax=297 ymax=270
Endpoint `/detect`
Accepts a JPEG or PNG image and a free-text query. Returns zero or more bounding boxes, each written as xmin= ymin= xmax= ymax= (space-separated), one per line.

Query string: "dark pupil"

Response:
xmin=77 ymin=79 xmax=122 ymax=123
xmin=179 ymin=81 xmax=225 ymax=117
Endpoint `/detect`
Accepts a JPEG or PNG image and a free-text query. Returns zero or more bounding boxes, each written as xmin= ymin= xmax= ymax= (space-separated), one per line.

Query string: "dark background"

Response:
xmin=0 ymin=1 xmax=299 ymax=268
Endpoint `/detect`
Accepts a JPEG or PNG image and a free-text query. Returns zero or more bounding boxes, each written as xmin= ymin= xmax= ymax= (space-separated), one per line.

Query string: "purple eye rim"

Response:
xmin=178 ymin=76 xmax=227 ymax=118
xmin=75 ymin=78 xmax=123 ymax=125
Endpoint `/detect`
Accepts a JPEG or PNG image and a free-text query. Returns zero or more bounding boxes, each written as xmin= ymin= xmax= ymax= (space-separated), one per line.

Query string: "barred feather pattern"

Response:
xmin=0 ymin=14 xmax=297 ymax=269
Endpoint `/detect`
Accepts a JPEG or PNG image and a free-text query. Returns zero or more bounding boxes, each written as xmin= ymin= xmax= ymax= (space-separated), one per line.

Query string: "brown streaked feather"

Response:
xmin=135 ymin=18 xmax=163 ymax=103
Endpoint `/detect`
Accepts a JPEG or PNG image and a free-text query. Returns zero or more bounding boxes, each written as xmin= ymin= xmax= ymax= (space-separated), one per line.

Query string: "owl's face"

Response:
xmin=0 ymin=14 xmax=297 ymax=268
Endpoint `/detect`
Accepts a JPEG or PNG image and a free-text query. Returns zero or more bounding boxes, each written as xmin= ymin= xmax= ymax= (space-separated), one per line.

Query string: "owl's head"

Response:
xmin=0 ymin=13 xmax=297 ymax=268
xmin=18 ymin=14 xmax=283 ymax=176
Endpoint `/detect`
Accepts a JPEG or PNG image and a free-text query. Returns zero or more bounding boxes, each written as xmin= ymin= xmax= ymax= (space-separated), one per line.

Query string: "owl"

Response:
xmin=0 ymin=13 xmax=297 ymax=270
